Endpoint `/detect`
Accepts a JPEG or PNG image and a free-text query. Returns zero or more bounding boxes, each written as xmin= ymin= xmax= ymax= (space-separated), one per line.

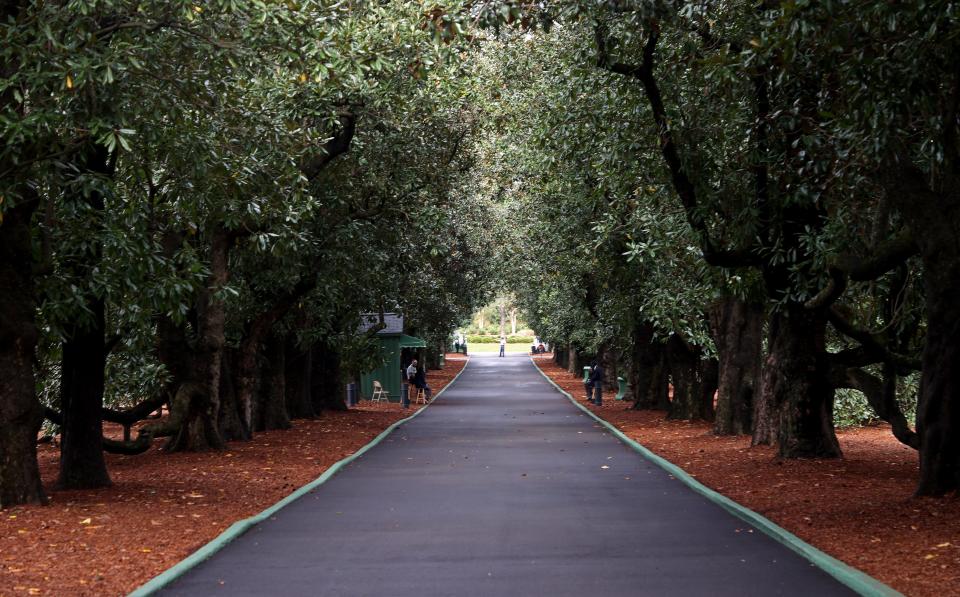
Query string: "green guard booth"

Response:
xmin=360 ymin=332 xmax=426 ymax=402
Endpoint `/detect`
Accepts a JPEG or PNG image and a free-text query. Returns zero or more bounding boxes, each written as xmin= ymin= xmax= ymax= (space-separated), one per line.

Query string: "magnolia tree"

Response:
xmin=0 ymin=0 xmax=490 ymax=507
xmin=469 ymin=0 xmax=950 ymax=495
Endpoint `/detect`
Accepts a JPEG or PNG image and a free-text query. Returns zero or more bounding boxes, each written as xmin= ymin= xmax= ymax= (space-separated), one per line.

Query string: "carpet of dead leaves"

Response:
xmin=532 ymin=354 xmax=959 ymax=597
xmin=0 ymin=356 xmax=467 ymax=597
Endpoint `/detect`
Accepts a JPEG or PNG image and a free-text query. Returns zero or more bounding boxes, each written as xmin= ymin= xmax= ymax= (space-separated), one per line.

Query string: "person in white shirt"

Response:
xmin=499 ymin=336 xmax=506 ymax=357
xmin=406 ymin=359 xmax=418 ymax=383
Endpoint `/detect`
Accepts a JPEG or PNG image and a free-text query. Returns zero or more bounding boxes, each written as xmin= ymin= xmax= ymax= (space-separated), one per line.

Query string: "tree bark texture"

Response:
xmin=554 ymin=346 xmax=568 ymax=368
xmin=763 ymin=305 xmax=841 ymax=458
xmin=499 ymin=303 xmax=506 ymax=338
xmin=285 ymin=341 xmax=315 ymax=419
xmin=666 ymin=335 xmax=715 ymax=421
xmin=218 ymin=348 xmax=251 ymax=442
xmin=310 ymin=341 xmax=346 ymax=413
xmin=890 ymin=174 xmax=960 ymax=494
xmin=56 ymin=295 xmax=111 ymax=489
xmin=629 ymin=322 xmax=669 ymax=410
xmin=256 ymin=334 xmax=291 ymax=431
xmin=167 ymin=227 xmax=230 ymax=451
xmin=567 ymin=344 xmax=583 ymax=376
xmin=0 ymin=0 xmax=45 ymax=506
xmin=0 ymin=198 xmax=46 ymax=507
xmin=711 ymin=299 xmax=764 ymax=436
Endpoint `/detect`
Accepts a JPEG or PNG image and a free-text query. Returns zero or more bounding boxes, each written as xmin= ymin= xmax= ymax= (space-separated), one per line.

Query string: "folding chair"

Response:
xmin=371 ymin=381 xmax=390 ymax=403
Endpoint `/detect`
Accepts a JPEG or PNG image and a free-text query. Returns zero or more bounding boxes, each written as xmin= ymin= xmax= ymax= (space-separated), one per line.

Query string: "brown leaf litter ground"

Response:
xmin=532 ymin=353 xmax=959 ymax=597
xmin=0 ymin=355 xmax=467 ymax=597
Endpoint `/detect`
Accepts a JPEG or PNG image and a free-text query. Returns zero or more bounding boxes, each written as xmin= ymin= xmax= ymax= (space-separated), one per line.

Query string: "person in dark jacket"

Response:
xmin=414 ymin=365 xmax=432 ymax=400
xmin=587 ymin=361 xmax=604 ymax=405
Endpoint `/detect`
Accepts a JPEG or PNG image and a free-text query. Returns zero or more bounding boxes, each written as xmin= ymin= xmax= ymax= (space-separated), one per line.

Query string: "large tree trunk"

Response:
xmin=167 ymin=227 xmax=229 ymax=451
xmin=285 ymin=341 xmax=315 ymax=419
xmin=235 ymin=336 xmax=260 ymax=436
xmin=310 ymin=341 xmax=346 ymax=413
xmin=629 ymin=322 xmax=669 ymax=410
xmin=711 ymin=299 xmax=764 ymax=436
xmin=0 ymin=198 xmax=46 ymax=507
xmin=752 ymin=356 xmax=779 ymax=446
xmin=915 ymin=293 xmax=960 ymax=495
xmin=554 ymin=346 xmax=567 ymax=368
xmin=666 ymin=335 xmax=712 ymax=421
xmin=763 ymin=305 xmax=840 ymax=458
xmin=57 ymin=144 xmax=113 ymax=490
xmin=257 ymin=334 xmax=291 ymax=431
xmin=57 ymin=296 xmax=111 ymax=489
xmin=699 ymin=357 xmax=719 ymax=421
xmin=425 ymin=341 xmax=443 ymax=370
xmin=892 ymin=176 xmax=960 ymax=494
xmin=218 ymin=348 xmax=251 ymax=442
xmin=567 ymin=344 xmax=582 ymax=376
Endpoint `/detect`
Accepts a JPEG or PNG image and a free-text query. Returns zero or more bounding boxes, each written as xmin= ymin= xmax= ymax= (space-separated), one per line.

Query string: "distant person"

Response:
xmin=462 ymin=338 xmax=467 ymax=355
xmin=587 ymin=360 xmax=605 ymax=406
xmin=414 ymin=365 xmax=432 ymax=400
xmin=499 ymin=336 xmax=506 ymax=357
xmin=454 ymin=339 xmax=461 ymax=354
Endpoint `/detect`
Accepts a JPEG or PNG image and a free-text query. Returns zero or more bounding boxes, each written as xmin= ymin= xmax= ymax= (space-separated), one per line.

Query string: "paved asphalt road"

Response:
xmin=159 ymin=354 xmax=855 ymax=596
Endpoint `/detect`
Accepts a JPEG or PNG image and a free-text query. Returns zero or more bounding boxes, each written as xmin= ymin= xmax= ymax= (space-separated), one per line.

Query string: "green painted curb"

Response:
xmin=530 ymin=357 xmax=903 ymax=597
xmin=128 ymin=357 xmax=472 ymax=597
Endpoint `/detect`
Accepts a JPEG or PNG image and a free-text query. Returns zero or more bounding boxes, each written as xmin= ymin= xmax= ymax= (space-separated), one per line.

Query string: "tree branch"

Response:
xmin=806 ymin=229 xmax=917 ymax=309
xmin=595 ymin=21 xmax=758 ymax=268
xmin=829 ymin=364 xmax=919 ymax=449
xmin=299 ymin=114 xmax=358 ymax=181
xmin=826 ymin=306 xmax=921 ymax=370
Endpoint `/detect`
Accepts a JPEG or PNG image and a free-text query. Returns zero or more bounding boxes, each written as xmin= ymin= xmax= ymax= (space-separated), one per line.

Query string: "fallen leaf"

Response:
xmin=79 ymin=518 xmax=92 ymax=525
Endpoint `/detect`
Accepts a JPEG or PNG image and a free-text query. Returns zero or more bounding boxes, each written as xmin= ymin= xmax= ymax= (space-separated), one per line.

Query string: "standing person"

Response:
xmin=588 ymin=359 xmax=605 ymax=406
xmin=414 ymin=365 xmax=433 ymax=400
xmin=406 ymin=359 xmax=418 ymax=385
xmin=499 ymin=336 xmax=506 ymax=357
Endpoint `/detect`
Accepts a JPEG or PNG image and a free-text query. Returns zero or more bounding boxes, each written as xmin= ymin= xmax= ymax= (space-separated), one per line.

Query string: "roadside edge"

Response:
xmin=529 ymin=356 xmax=902 ymax=597
xmin=128 ymin=357 xmax=471 ymax=596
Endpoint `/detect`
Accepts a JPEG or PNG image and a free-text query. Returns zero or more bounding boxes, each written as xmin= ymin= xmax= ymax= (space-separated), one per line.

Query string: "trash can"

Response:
xmin=346 ymin=382 xmax=358 ymax=406
xmin=616 ymin=377 xmax=627 ymax=401
xmin=583 ymin=366 xmax=591 ymax=382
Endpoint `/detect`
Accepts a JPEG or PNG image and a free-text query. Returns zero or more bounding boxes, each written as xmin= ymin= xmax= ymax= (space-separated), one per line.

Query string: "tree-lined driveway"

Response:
xmin=159 ymin=354 xmax=855 ymax=596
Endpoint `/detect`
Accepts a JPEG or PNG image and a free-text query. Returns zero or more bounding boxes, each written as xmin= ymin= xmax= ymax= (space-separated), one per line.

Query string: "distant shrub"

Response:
xmin=466 ymin=335 xmax=496 ymax=343
xmin=465 ymin=335 xmax=535 ymax=344
xmin=833 ymin=389 xmax=877 ymax=428
xmin=507 ymin=335 xmax=534 ymax=343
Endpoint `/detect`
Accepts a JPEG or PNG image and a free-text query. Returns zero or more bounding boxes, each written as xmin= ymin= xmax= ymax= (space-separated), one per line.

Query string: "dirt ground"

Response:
xmin=0 ymin=355 xmax=467 ymax=597
xmin=531 ymin=353 xmax=959 ymax=597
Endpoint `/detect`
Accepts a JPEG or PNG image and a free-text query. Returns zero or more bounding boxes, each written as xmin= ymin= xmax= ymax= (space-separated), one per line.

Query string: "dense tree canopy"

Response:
xmin=0 ymin=0 xmax=958 ymax=511
xmin=469 ymin=0 xmax=958 ymax=495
